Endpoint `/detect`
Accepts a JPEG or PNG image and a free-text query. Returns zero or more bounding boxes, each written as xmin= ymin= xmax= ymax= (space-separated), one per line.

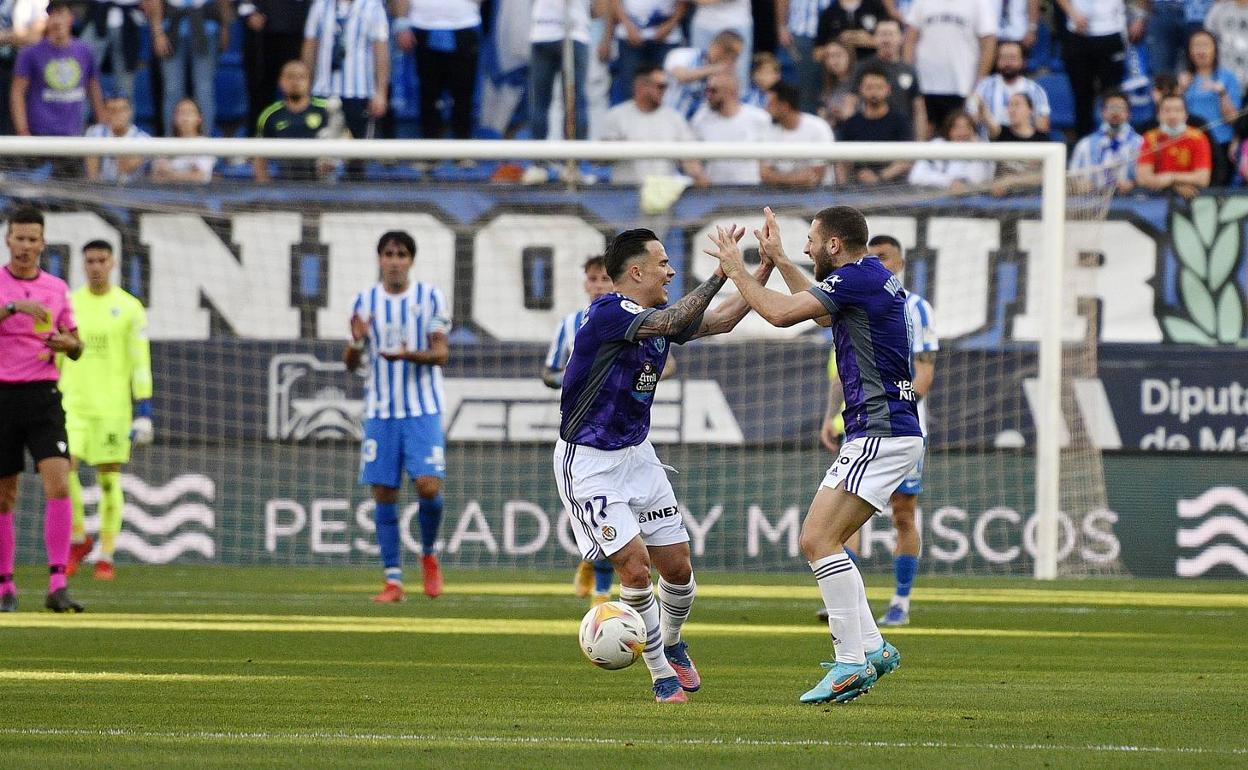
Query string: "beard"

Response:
xmin=999 ymin=67 xmax=1021 ymax=80
xmin=814 ymin=258 xmax=833 ymax=281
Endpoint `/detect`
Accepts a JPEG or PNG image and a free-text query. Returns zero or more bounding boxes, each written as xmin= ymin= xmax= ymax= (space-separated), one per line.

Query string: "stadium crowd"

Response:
xmin=0 ymin=0 xmax=1245 ymax=192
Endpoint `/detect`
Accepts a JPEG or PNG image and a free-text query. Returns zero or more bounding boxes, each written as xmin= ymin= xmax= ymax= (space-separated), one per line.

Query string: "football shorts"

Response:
xmin=359 ymin=414 xmax=446 ymax=488
xmin=821 ymin=436 xmax=925 ymax=512
xmin=66 ymin=413 xmax=133 ymax=466
xmin=0 ymin=381 xmax=70 ymax=477
xmin=553 ymin=438 xmax=689 ymax=560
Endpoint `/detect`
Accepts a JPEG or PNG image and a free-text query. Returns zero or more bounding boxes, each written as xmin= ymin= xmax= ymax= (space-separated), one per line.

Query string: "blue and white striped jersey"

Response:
xmin=971 ymin=74 xmax=1051 ymax=133
xmin=304 ymin=0 xmax=390 ymax=99
xmin=786 ymin=0 xmax=833 ymax=38
xmin=905 ymin=291 xmax=937 ymax=433
xmin=545 ymin=307 xmax=588 ymax=373
xmin=352 ymin=282 xmax=451 ymax=419
xmin=1069 ymin=123 xmax=1144 ymax=188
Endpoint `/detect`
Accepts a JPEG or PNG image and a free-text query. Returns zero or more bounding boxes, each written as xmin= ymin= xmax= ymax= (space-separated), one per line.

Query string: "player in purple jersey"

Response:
xmin=555 ymin=227 xmax=772 ymax=703
xmin=706 ymin=205 xmax=923 ymax=704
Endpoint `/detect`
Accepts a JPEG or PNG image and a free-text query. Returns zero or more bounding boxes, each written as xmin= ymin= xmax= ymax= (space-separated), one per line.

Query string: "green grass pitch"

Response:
xmin=1 ymin=566 xmax=1245 ymax=768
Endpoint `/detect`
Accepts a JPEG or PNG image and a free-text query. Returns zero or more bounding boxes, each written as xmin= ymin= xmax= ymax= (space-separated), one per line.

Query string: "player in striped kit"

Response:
xmin=817 ymin=234 xmax=937 ymax=627
xmin=344 ymin=231 xmax=449 ymax=603
xmin=61 ymin=240 xmax=154 ymax=581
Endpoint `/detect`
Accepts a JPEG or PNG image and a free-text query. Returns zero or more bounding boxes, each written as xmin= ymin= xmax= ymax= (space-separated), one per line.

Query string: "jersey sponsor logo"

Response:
xmin=638 ymin=505 xmax=679 ymax=523
xmin=896 ymin=380 xmax=917 ymax=401
xmin=633 ymin=362 xmax=659 ymax=395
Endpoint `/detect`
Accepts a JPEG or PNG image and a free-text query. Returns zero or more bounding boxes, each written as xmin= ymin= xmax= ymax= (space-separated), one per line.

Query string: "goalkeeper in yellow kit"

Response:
xmin=59 ymin=241 xmax=153 ymax=580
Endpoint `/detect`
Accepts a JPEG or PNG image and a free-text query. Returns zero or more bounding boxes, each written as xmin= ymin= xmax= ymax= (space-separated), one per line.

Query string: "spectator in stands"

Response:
xmin=1205 ymin=0 xmax=1248 ymax=91
xmin=151 ymin=97 xmax=216 ymax=183
xmin=986 ymin=92 xmax=1048 ymax=196
xmin=302 ymin=0 xmax=389 ymax=142
xmin=688 ymin=0 xmax=752 ymax=84
xmin=11 ymin=0 xmax=104 ymax=138
xmin=761 ymin=80 xmax=834 ymax=187
xmin=80 ymin=0 xmax=145 ymax=103
xmin=394 ymin=0 xmax=478 ymax=141
xmin=816 ymin=39 xmax=855 ymax=131
xmin=970 ymin=41 xmax=1051 ymax=138
xmin=854 ymin=18 xmax=925 ymax=138
xmin=1145 ymin=1 xmax=1192 ymax=76
xmin=1069 ymin=89 xmax=1144 ymax=194
xmin=907 ymin=110 xmax=994 ymax=190
xmin=836 ymin=64 xmax=912 ymax=185
xmin=743 ymin=51 xmax=779 ymax=108
xmin=529 ymin=0 xmax=591 ymax=140
xmin=998 ymin=0 xmax=1040 ymax=48
xmin=1137 ymin=92 xmax=1212 ymax=198
xmin=690 ymin=72 xmax=769 ymax=184
xmin=600 ymin=64 xmax=706 ymax=184
xmin=254 ymin=59 xmax=337 ymax=182
xmin=815 ymin=0 xmax=888 ymax=60
xmin=148 ymin=0 xmax=233 ymax=136
xmin=903 ymin=0 xmax=996 ymax=138
xmin=775 ymin=0 xmax=833 ymax=114
xmin=1056 ymin=0 xmax=1127 ymax=138
xmin=606 ymin=0 xmax=689 ymax=105
xmin=663 ymin=28 xmax=743 ymax=118
xmin=85 ymin=94 xmax=149 ymax=183
xmin=239 ymin=0 xmax=312 ymax=136
xmin=0 ymin=0 xmax=48 ymax=134
xmin=1179 ymin=28 xmax=1240 ymax=185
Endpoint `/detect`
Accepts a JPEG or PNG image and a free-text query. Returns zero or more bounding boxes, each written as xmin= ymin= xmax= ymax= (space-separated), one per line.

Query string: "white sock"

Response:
xmin=856 ymin=568 xmax=884 ymax=653
xmin=619 ymin=582 xmax=677 ymax=681
xmin=657 ymin=575 xmax=695 ymax=647
xmin=890 ymin=594 xmax=911 ymax=613
xmin=811 ymin=552 xmax=865 ymax=665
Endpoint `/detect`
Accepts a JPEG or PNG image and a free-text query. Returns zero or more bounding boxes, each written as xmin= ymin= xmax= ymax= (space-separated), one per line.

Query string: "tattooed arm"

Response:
xmin=634 ymin=271 xmax=728 ymax=339
xmin=686 ymin=262 xmax=775 ymax=339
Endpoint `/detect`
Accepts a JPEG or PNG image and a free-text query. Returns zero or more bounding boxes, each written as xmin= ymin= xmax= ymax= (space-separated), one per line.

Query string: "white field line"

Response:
xmin=1 ymin=727 xmax=1244 ymax=756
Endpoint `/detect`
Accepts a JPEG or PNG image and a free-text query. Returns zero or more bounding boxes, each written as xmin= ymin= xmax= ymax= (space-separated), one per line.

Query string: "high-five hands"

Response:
xmin=752 ymin=206 xmax=786 ymax=267
xmin=703 ymin=224 xmax=747 ymax=277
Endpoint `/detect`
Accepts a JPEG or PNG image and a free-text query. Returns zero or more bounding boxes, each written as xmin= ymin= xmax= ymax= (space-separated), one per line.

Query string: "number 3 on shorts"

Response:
xmin=360 ymin=439 xmax=378 ymax=465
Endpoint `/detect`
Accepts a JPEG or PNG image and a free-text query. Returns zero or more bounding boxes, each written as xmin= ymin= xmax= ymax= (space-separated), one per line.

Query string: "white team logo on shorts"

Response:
xmin=601 ymin=525 xmax=617 ymax=542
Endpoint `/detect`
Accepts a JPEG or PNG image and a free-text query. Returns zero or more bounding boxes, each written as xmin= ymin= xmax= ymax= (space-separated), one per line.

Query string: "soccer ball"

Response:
xmin=578 ymin=601 xmax=646 ymax=670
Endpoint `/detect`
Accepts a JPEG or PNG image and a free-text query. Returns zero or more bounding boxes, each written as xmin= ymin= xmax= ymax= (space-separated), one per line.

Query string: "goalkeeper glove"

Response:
xmin=131 ymin=399 xmax=154 ymax=445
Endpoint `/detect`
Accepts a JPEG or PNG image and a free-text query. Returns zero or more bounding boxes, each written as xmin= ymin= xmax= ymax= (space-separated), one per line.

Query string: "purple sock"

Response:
xmin=0 ymin=512 xmax=14 ymax=596
xmin=45 ymin=498 xmax=71 ymax=593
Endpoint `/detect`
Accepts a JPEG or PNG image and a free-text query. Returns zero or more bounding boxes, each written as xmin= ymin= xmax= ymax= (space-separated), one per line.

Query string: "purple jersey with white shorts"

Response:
xmin=807 ymin=255 xmax=922 ymax=441
xmin=558 ymin=292 xmax=700 ymax=450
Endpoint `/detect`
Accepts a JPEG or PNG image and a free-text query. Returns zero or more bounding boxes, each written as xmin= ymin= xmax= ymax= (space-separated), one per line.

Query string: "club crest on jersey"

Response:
xmin=653 ymin=337 xmax=666 ymax=353
xmin=632 ymin=362 xmax=659 ymax=395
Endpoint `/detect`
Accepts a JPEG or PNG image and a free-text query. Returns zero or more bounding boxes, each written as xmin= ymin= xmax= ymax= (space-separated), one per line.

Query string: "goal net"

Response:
xmin=3 ymin=137 xmax=1124 ymax=579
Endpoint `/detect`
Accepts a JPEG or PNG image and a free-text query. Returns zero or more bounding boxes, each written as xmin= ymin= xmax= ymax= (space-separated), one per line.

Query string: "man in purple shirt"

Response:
xmin=706 ymin=205 xmax=923 ymax=705
xmin=11 ymin=0 xmax=104 ymax=138
xmin=554 ymin=226 xmax=770 ymax=703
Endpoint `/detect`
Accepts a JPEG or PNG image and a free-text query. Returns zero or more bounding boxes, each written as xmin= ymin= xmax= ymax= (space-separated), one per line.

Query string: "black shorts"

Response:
xmin=0 ymin=381 xmax=70 ymax=477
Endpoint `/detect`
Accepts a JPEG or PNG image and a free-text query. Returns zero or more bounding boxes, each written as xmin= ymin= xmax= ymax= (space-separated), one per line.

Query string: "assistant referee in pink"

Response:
xmin=0 ymin=206 xmax=87 ymax=613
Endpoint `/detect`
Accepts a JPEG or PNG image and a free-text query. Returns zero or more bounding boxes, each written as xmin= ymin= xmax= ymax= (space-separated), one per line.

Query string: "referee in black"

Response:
xmin=0 ymin=206 xmax=87 ymax=612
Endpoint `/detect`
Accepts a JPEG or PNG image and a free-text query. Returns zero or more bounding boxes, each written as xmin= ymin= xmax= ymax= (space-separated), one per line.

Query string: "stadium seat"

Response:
xmin=215 ymin=65 xmax=248 ymax=127
xmin=1037 ymin=73 xmax=1075 ymax=132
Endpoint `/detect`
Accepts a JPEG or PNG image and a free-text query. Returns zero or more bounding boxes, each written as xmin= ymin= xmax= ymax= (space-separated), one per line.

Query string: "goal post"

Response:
xmin=1 ymin=137 xmax=1094 ymax=581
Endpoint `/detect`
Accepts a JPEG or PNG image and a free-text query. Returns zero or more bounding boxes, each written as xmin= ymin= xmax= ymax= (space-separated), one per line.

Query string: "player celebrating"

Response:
xmin=554 ymin=227 xmax=771 ymax=703
xmin=816 ymin=235 xmax=937 ymax=627
xmin=0 ymin=206 xmax=87 ymax=613
xmin=705 ymin=206 xmax=922 ymax=704
xmin=61 ymin=240 xmax=154 ymax=581
xmin=542 ymin=256 xmax=618 ymax=607
xmin=345 ymin=231 xmax=450 ymax=603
